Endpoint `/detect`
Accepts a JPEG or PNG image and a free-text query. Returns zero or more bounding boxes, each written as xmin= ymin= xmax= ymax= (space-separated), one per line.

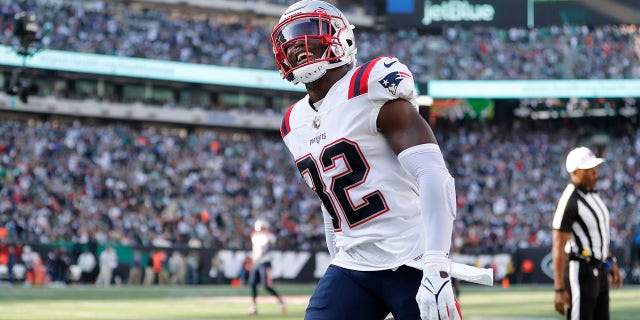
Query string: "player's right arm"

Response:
xmin=551 ymin=186 xmax=577 ymax=316
xmin=552 ymin=230 xmax=571 ymax=315
xmin=373 ymin=59 xmax=459 ymax=320
xmin=378 ymin=98 xmax=437 ymax=151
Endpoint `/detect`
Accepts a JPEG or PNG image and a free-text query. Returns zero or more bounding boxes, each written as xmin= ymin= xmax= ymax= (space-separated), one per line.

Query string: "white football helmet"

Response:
xmin=270 ymin=0 xmax=357 ymax=84
xmin=254 ymin=218 xmax=270 ymax=231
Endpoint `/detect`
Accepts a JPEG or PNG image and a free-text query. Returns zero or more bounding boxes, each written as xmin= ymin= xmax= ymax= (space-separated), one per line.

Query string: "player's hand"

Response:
xmin=554 ymin=289 xmax=570 ymax=315
xmin=416 ymin=258 xmax=462 ymax=320
xmin=609 ymin=262 xmax=623 ymax=289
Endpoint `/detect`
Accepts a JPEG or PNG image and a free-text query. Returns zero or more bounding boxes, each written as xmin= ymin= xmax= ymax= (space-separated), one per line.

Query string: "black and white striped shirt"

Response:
xmin=552 ymin=183 xmax=610 ymax=262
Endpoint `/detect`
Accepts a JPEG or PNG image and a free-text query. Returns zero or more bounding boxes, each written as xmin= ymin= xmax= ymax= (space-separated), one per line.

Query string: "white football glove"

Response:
xmin=416 ymin=257 xmax=461 ymax=320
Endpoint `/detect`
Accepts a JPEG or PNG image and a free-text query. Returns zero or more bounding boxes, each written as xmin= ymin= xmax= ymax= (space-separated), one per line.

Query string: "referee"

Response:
xmin=552 ymin=146 xmax=623 ymax=320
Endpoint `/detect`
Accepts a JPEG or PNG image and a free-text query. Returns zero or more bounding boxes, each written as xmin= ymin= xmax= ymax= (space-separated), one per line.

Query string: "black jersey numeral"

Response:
xmin=296 ymin=139 xmax=389 ymax=230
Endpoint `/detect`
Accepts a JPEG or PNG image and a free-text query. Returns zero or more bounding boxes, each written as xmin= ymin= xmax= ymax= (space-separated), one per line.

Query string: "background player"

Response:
xmin=272 ymin=1 xmax=461 ymax=319
xmin=247 ymin=218 xmax=286 ymax=315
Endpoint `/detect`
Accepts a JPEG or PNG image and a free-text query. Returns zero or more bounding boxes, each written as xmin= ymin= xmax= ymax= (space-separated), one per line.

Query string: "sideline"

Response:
xmin=200 ymin=295 xmax=310 ymax=304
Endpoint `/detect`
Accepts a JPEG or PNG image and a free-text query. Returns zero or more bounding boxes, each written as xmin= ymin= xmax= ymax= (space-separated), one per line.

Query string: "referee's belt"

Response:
xmin=568 ymin=252 xmax=604 ymax=268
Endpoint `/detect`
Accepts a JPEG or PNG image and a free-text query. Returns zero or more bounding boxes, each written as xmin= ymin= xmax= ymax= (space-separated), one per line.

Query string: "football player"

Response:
xmin=247 ymin=218 xmax=286 ymax=315
xmin=271 ymin=1 xmax=461 ymax=319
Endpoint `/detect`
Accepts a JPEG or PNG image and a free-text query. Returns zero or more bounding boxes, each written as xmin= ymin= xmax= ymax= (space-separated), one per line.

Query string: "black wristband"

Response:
xmin=555 ymin=288 xmax=565 ymax=293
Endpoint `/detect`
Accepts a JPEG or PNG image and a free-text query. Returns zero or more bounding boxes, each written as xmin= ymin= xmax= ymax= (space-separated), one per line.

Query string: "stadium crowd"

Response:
xmin=1 ymin=118 xmax=639 ymax=257
xmin=1 ymin=0 xmax=639 ymax=82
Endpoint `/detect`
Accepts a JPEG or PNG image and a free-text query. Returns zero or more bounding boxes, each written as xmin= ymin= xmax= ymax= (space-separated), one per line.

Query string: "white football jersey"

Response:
xmin=251 ymin=230 xmax=275 ymax=264
xmin=281 ymin=57 xmax=425 ymax=271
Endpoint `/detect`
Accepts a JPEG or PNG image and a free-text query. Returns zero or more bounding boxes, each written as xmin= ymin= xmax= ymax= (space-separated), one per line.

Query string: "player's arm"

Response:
xmin=377 ymin=99 xmax=453 ymax=256
xmin=378 ymin=99 xmax=459 ymax=320
xmin=607 ymin=251 xmax=622 ymax=289
xmin=379 ymin=98 xmax=455 ymax=254
xmin=377 ymin=98 xmax=436 ymax=152
xmin=552 ymin=229 xmax=571 ymax=315
xmin=368 ymin=57 xmax=455 ymax=264
xmin=551 ymin=188 xmax=578 ymax=315
xmin=321 ymin=205 xmax=338 ymax=258
xmin=367 ymin=57 xmax=458 ymax=319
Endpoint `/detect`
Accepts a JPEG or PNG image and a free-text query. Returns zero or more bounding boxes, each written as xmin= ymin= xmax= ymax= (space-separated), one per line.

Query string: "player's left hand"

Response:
xmin=554 ymin=289 xmax=570 ymax=315
xmin=609 ymin=261 xmax=623 ymax=289
xmin=416 ymin=259 xmax=462 ymax=320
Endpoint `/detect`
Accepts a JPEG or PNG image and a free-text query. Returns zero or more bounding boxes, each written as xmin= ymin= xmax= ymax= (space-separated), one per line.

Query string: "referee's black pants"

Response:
xmin=564 ymin=258 xmax=610 ymax=320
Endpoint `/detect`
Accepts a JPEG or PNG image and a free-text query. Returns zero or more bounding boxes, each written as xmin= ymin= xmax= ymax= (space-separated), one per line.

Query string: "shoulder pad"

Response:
xmin=348 ymin=57 xmax=416 ymax=104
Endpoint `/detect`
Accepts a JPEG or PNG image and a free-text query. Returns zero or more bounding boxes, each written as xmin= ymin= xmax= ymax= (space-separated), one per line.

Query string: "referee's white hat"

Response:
xmin=566 ymin=146 xmax=604 ymax=173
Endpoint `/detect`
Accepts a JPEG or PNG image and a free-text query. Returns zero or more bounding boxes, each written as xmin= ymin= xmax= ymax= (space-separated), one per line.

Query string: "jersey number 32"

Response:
xmin=296 ymin=138 xmax=389 ymax=230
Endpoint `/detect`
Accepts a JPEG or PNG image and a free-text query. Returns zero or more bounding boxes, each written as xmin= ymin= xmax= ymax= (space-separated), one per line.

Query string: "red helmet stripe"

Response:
xmin=348 ymin=57 xmax=382 ymax=99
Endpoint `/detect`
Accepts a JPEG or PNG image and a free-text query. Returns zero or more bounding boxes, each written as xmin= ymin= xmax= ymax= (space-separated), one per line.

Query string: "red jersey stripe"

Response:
xmin=348 ymin=58 xmax=382 ymax=99
xmin=280 ymin=103 xmax=295 ymax=138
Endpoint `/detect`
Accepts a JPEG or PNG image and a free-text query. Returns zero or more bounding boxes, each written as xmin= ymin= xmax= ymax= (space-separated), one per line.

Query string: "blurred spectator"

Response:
xmin=95 ymin=246 xmax=117 ymax=287
xmin=186 ymin=250 xmax=201 ymax=285
xmin=31 ymin=254 xmax=48 ymax=287
xmin=143 ymin=251 xmax=155 ymax=286
xmin=6 ymin=245 xmax=16 ymax=285
xmin=21 ymin=245 xmax=37 ymax=287
xmin=77 ymin=248 xmax=96 ymax=284
xmin=127 ymin=250 xmax=143 ymax=285
xmin=47 ymin=248 xmax=70 ymax=286
xmin=209 ymin=252 xmax=223 ymax=284
xmin=168 ymin=250 xmax=186 ymax=285
xmin=153 ymin=250 xmax=169 ymax=285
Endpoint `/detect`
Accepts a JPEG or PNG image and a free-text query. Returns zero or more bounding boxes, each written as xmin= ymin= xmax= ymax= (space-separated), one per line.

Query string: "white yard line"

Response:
xmin=200 ymin=295 xmax=310 ymax=304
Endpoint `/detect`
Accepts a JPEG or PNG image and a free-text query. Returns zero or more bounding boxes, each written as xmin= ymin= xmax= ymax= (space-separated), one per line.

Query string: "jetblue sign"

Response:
xmin=386 ymin=0 xmax=527 ymax=29
xmin=422 ymin=0 xmax=495 ymax=26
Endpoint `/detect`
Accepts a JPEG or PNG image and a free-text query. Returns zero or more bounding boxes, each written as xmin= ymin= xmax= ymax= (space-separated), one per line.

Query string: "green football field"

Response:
xmin=0 ymin=283 xmax=638 ymax=320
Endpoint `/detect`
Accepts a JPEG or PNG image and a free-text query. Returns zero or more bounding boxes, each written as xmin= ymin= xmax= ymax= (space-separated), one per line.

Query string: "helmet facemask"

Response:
xmin=271 ymin=5 xmax=356 ymax=84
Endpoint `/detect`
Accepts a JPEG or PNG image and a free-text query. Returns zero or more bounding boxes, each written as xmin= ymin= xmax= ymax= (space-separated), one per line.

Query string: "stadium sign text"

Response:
xmin=422 ymin=0 xmax=495 ymax=26
xmin=217 ymin=250 xmax=313 ymax=279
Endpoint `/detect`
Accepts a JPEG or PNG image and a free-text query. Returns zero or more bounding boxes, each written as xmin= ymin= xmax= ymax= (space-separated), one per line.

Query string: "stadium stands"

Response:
xmin=1 ymin=117 xmax=637 ymax=255
xmin=1 ymin=1 xmax=638 ymax=80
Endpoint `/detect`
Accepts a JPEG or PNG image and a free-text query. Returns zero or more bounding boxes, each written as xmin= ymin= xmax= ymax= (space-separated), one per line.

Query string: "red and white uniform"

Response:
xmin=281 ymin=57 xmax=424 ymax=271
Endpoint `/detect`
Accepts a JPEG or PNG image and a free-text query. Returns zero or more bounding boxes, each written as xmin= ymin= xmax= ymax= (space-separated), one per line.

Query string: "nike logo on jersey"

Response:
xmin=383 ymin=60 xmax=397 ymax=68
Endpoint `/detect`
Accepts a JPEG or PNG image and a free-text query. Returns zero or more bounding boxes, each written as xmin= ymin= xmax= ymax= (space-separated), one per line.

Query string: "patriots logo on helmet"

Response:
xmin=378 ymin=71 xmax=411 ymax=95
